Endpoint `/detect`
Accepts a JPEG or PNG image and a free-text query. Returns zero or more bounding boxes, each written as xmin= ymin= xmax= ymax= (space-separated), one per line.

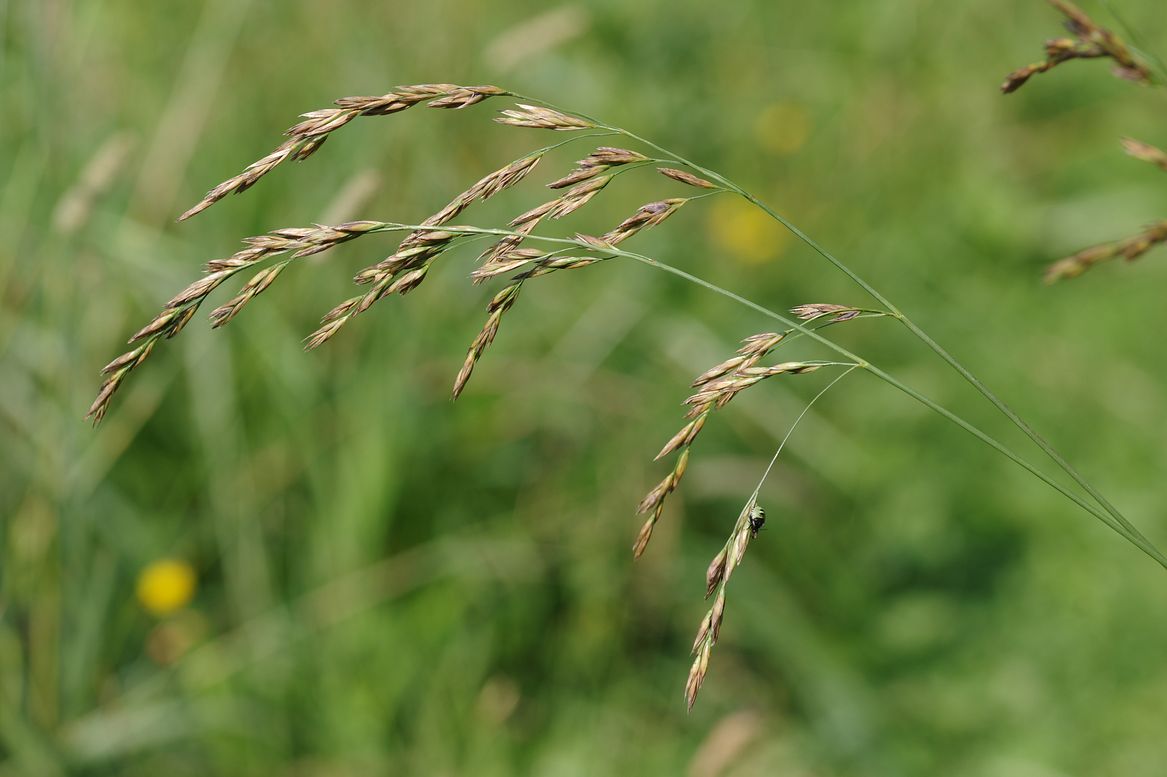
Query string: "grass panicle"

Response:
xmin=685 ymin=497 xmax=759 ymax=711
xmin=633 ymin=312 xmax=866 ymax=560
xmin=658 ymin=167 xmax=719 ymax=190
xmin=91 ymin=75 xmax=1167 ymax=709
xmin=495 ymin=103 xmax=596 ymax=131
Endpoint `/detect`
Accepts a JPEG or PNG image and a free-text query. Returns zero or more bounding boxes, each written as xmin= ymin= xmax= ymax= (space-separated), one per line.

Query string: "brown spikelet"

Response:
xmin=474 ymin=221 xmax=543 ymax=282
xmin=632 ymin=513 xmax=658 ymax=560
xmin=128 ymin=308 xmax=179 ymax=344
xmin=166 ymin=306 xmax=198 ymax=338
xmin=708 ymin=588 xmax=727 ymax=645
xmin=209 ymin=261 xmax=290 ymax=328
xmin=495 ymin=103 xmax=595 ymax=131
xmin=705 ymin=548 xmax=727 ymax=599
xmin=632 ymin=447 xmax=691 ymax=558
xmin=513 ymin=255 xmax=602 ymax=281
xmin=86 ymin=339 xmax=159 ymax=424
xmin=86 ymin=375 xmax=123 ymax=425
xmin=165 ymin=270 xmax=237 ymax=309
xmin=658 ymin=167 xmax=718 ymax=190
xmin=509 ymin=199 xmax=560 ymax=227
xmin=691 ymin=610 xmax=713 ymax=655
xmin=547 ymin=175 xmax=611 ymax=219
xmin=321 ymin=297 xmax=362 ymax=326
xmin=636 ymin=448 xmax=689 ymax=515
xmin=420 ymin=153 xmax=544 ymax=229
xmin=789 ymin=303 xmax=862 ymax=322
xmin=655 ymin=419 xmax=700 ymax=461
xmin=601 ymin=199 xmax=687 ymax=245
xmin=685 ymin=639 xmax=712 ymax=712
xmin=178 ymin=142 xmax=301 ymax=221
xmin=545 ymin=165 xmax=607 ymax=190
xmin=304 ymin=317 xmax=349 ymax=351
xmin=574 ymin=233 xmax=613 ymax=251
xmin=547 ymin=146 xmax=648 ymax=188
xmin=470 ymin=248 xmax=545 ymax=281
xmin=425 ymin=85 xmax=509 ymax=109
xmin=684 ymin=362 xmax=824 ymax=410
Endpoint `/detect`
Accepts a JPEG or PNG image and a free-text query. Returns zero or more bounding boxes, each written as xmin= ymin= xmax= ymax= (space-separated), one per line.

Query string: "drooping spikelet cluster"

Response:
xmin=634 ymin=304 xmax=862 ymax=560
xmin=685 ymin=498 xmax=766 ymax=710
xmin=1000 ymin=0 xmax=1152 ymax=94
xmin=633 ymin=304 xmax=864 ymax=709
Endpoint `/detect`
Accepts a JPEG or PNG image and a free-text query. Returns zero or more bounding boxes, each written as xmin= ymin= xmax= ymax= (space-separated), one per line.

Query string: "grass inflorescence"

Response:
xmin=91 ymin=77 xmax=1167 ymax=709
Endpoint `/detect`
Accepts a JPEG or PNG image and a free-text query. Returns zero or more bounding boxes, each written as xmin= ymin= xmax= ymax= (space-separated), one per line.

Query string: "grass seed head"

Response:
xmin=547 ymin=146 xmax=648 ymax=188
xmin=602 ymin=199 xmax=686 ymax=245
xmin=495 ymin=103 xmax=596 ymax=131
xmin=685 ymin=639 xmax=712 ymax=712
xmin=790 ymin=303 xmax=862 ymax=322
xmin=658 ymin=167 xmax=718 ymax=189
xmin=705 ymin=548 xmax=728 ymax=599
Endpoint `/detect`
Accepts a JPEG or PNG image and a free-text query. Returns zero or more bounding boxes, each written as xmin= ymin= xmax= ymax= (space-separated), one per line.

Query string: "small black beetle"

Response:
xmin=747 ymin=504 xmax=766 ymax=538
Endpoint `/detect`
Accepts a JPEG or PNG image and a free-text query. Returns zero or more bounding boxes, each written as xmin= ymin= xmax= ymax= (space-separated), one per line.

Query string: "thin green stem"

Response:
xmin=749 ymin=364 xmax=859 ymax=503
xmin=527 ymin=130 xmax=622 ymax=157
xmin=368 ymin=220 xmax=1167 ymax=568
xmin=618 ymin=245 xmax=1167 ymax=569
xmin=529 ymin=109 xmax=1164 ymax=569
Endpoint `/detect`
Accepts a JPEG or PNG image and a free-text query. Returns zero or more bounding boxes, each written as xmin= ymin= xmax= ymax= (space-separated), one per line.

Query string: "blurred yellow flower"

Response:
xmin=754 ymin=102 xmax=812 ymax=156
xmin=706 ymin=197 xmax=790 ymax=265
xmin=136 ymin=559 xmax=196 ymax=616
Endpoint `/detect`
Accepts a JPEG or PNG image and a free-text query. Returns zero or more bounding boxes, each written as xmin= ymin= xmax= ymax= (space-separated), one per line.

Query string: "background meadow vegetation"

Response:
xmin=4 ymin=0 xmax=1167 ymax=774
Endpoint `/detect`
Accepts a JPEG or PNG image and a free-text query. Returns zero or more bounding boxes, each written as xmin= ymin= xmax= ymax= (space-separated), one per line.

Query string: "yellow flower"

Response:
xmin=136 ymin=559 xmax=196 ymax=616
xmin=754 ymin=102 xmax=812 ymax=156
xmin=706 ymin=197 xmax=790 ymax=265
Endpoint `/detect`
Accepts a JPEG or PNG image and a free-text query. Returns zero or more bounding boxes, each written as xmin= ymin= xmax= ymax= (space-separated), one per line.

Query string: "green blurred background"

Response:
xmin=4 ymin=1 xmax=1167 ymax=774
